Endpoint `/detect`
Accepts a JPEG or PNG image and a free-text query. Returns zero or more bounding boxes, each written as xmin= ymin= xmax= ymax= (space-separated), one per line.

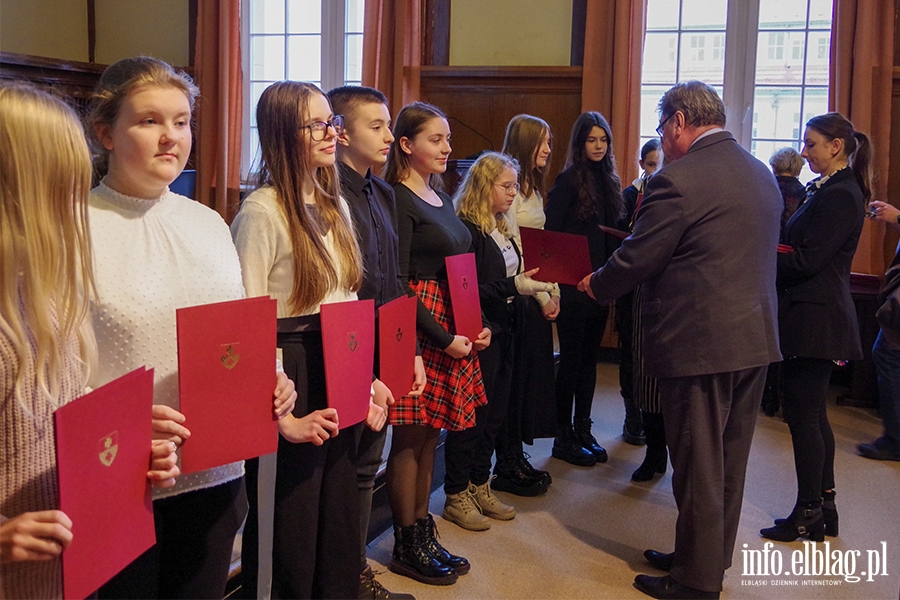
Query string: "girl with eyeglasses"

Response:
xmin=545 ymin=111 xmax=624 ymax=468
xmin=382 ymin=101 xmax=485 ymax=585
xmin=231 ymin=81 xmax=382 ymax=598
xmin=443 ymin=152 xmax=555 ymax=531
xmin=495 ymin=114 xmax=559 ymax=496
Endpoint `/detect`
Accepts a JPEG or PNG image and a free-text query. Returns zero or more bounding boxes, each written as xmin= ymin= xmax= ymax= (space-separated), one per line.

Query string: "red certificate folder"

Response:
xmin=445 ymin=253 xmax=483 ymax=341
xmin=520 ymin=227 xmax=593 ymax=286
xmin=176 ymin=296 xmax=278 ymax=474
xmin=377 ymin=295 xmax=417 ymax=398
xmin=54 ymin=367 xmax=155 ymax=600
xmin=321 ymin=299 xmax=375 ymax=429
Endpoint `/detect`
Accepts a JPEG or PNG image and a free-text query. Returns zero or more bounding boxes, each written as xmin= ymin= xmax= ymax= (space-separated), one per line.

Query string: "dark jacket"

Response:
xmin=777 ymin=167 xmax=864 ymax=360
xmin=589 ymin=131 xmax=783 ymax=378
xmin=461 ymin=220 xmax=520 ymax=336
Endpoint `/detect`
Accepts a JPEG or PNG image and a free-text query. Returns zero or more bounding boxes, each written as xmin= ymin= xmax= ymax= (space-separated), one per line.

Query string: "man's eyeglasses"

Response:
xmin=300 ymin=115 xmax=345 ymax=141
xmin=495 ymin=182 xmax=520 ymax=195
xmin=656 ymin=113 xmax=674 ymax=137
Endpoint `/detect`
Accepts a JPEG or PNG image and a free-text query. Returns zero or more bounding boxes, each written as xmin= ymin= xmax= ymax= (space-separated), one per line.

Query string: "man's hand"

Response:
xmin=577 ymin=273 xmax=596 ymax=300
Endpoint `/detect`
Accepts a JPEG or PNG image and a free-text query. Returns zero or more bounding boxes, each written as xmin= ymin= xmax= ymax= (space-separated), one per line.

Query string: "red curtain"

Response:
xmin=361 ymin=0 xmax=422 ymax=116
xmin=194 ymin=0 xmax=243 ymax=222
xmin=581 ymin=0 xmax=648 ymax=188
xmin=830 ymin=0 xmax=895 ymax=275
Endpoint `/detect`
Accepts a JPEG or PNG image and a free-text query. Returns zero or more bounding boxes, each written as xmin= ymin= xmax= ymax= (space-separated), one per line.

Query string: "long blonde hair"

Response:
xmin=454 ymin=152 xmax=519 ymax=238
xmin=252 ymin=81 xmax=362 ymax=314
xmin=0 ymin=83 xmax=96 ymax=406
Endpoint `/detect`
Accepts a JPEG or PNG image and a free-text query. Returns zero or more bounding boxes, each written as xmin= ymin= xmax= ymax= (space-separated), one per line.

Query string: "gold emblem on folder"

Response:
xmin=99 ymin=432 xmax=118 ymax=467
xmin=221 ymin=344 xmax=240 ymax=369
xmin=396 ymin=327 xmax=403 ymax=342
xmin=462 ymin=276 xmax=469 ymax=290
xmin=348 ymin=332 xmax=358 ymax=352
xmin=540 ymin=250 xmax=552 ymax=259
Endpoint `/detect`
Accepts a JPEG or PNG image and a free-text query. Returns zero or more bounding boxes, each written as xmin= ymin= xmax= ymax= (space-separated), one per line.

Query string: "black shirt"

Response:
xmin=339 ymin=161 xmax=405 ymax=308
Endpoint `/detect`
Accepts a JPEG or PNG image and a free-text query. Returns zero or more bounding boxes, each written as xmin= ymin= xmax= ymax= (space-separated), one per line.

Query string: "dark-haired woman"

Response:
xmin=545 ymin=112 xmax=624 ymax=466
xmin=761 ymin=112 xmax=871 ymax=543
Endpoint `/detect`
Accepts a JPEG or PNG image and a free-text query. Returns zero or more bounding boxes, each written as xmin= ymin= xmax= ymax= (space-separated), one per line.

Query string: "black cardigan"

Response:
xmin=461 ymin=219 xmax=520 ymax=336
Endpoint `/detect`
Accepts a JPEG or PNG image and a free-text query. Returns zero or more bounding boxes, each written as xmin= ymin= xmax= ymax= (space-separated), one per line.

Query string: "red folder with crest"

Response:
xmin=176 ymin=296 xmax=278 ymax=474
xmin=54 ymin=366 xmax=156 ymax=600
xmin=445 ymin=253 xmax=483 ymax=341
xmin=520 ymin=227 xmax=593 ymax=286
xmin=321 ymin=299 xmax=375 ymax=429
xmin=377 ymin=295 xmax=417 ymax=398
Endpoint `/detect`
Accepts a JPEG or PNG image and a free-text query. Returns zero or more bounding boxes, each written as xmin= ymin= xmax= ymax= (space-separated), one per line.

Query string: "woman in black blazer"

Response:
xmin=442 ymin=152 xmax=554 ymax=531
xmin=762 ymin=112 xmax=872 ymax=543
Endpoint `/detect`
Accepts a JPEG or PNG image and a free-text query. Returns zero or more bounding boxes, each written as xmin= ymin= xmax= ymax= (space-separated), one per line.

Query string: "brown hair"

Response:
xmin=806 ymin=112 xmax=873 ymax=202
xmin=87 ymin=56 xmax=198 ymax=178
xmin=384 ymin=101 xmax=447 ymax=188
xmin=502 ymin=114 xmax=550 ymax=199
xmin=252 ymin=81 xmax=362 ymax=314
xmin=564 ymin=111 xmax=623 ymax=223
xmin=326 ymin=85 xmax=388 ymax=130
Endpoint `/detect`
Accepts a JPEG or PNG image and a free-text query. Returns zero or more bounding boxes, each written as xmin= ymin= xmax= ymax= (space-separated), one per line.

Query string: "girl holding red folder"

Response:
xmin=0 ymin=83 xmax=177 ymax=599
xmin=383 ymin=101 xmax=489 ymax=585
xmin=85 ymin=57 xmax=296 ymax=599
xmin=231 ymin=81 xmax=384 ymax=599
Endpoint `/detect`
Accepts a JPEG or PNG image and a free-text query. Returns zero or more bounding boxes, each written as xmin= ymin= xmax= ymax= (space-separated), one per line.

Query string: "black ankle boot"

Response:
xmin=492 ymin=453 xmax=547 ymax=496
xmin=552 ymin=425 xmax=597 ymax=466
xmin=774 ymin=492 xmax=838 ymax=537
xmin=417 ymin=515 xmax=470 ymax=575
xmin=516 ymin=450 xmax=552 ymax=486
xmin=389 ymin=522 xmax=457 ymax=585
xmin=761 ymin=500 xmax=825 ymax=542
xmin=631 ymin=448 xmax=667 ymax=482
xmin=573 ymin=417 xmax=608 ymax=462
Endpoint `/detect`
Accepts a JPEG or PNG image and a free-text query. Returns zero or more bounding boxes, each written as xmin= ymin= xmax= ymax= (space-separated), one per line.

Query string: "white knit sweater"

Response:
xmin=88 ymin=181 xmax=245 ymax=500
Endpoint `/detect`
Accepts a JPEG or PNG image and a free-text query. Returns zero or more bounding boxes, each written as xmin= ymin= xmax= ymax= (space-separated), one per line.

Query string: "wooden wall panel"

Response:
xmin=420 ymin=66 xmax=583 ymax=191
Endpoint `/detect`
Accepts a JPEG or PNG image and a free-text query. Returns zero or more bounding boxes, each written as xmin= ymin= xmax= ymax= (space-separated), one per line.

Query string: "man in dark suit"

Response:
xmin=578 ymin=81 xmax=783 ymax=599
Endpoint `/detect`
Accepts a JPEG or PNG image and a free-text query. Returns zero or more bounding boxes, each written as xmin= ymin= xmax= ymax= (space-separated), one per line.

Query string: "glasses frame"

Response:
xmin=656 ymin=112 xmax=675 ymax=137
xmin=301 ymin=115 xmax=345 ymax=141
xmin=494 ymin=182 xmax=521 ymax=195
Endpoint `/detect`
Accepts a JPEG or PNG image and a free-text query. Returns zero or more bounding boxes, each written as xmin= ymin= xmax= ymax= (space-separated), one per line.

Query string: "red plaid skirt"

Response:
xmin=389 ymin=279 xmax=487 ymax=431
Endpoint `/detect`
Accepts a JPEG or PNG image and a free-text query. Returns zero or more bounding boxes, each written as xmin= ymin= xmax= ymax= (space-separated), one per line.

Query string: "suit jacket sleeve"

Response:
xmin=589 ymin=169 xmax=691 ymax=303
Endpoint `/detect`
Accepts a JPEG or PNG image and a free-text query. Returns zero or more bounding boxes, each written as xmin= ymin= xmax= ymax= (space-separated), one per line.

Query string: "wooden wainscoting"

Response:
xmin=420 ymin=66 xmax=583 ymax=190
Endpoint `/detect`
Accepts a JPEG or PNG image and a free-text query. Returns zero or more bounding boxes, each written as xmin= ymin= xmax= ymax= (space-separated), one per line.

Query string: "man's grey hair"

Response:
xmin=658 ymin=81 xmax=726 ymax=128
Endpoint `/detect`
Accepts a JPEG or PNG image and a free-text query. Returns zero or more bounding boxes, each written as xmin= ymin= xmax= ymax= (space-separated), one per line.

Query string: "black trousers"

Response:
xmin=355 ymin=422 xmax=387 ymax=570
xmin=660 ymin=366 xmax=766 ymax=593
xmin=98 ymin=477 xmax=247 ymax=599
xmin=243 ymin=329 xmax=360 ymax=600
xmin=782 ymin=357 xmax=836 ymax=501
xmin=555 ymin=294 xmax=609 ymax=430
xmin=444 ymin=329 xmax=513 ymax=494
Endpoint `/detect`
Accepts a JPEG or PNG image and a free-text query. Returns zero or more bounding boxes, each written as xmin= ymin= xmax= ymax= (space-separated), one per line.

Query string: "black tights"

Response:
xmin=387 ymin=424 xmax=441 ymax=527
xmin=782 ymin=357 xmax=835 ymax=502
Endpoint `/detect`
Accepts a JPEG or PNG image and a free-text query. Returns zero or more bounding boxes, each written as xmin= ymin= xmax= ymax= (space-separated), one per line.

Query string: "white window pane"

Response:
xmin=753 ymin=87 xmax=802 ymax=139
xmin=809 ymin=0 xmax=833 ymax=28
xmin=758 ymin=0 xmax=808 ymax=29
xmin=805 ymin=32 xmax=830 ymax=84
xmin=646 ymin=0 xmax=679 ymax=31
xmin=251 ymin=0 xmax=285 ymax=34
xmin=346 ymin=0 xmax=365 ymax=33
xmin=251 ymin=36 xmax=286 ymax=80
xmin=250 ymin=127 xmax=261 ymax=170
xmin=755 ymin=31 xmax=804 ymax=85
xmin=287 ymin=35 xmax=322 ymax=81
xmin=345 ymin=34 xmax=363 ymax=82
xmin=643 ymin=32 xmax=678 ymax=84
xmin=802 ymin=88 xmax=829 ymax=124
xmin=250 ymin=82 xmax=275 ymax=128
xmin=680 ymin=0 xmax=726 ymax=30
xmin=288 ymin=0 xmax=321 ymax=34
xmin=679 ymin=33 xmax=723 ymax=84
xmin=640 ymin=85 xmax=670 ymax=137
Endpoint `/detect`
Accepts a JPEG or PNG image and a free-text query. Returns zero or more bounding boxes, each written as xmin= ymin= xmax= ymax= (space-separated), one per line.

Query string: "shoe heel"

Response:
xmin=808 ymin=524 xmax=825 ymax=543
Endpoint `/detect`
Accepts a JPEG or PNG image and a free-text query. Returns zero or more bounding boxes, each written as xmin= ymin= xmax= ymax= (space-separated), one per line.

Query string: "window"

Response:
xmin=242 ymin=0 xmax=365 ymax=176
xmin=640 ymin=0 xmax=832 ymax=184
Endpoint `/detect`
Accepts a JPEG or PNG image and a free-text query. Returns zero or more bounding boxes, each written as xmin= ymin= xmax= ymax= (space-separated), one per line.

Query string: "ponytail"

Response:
xmin=850 ymin=130 xmax=873 ymax=202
